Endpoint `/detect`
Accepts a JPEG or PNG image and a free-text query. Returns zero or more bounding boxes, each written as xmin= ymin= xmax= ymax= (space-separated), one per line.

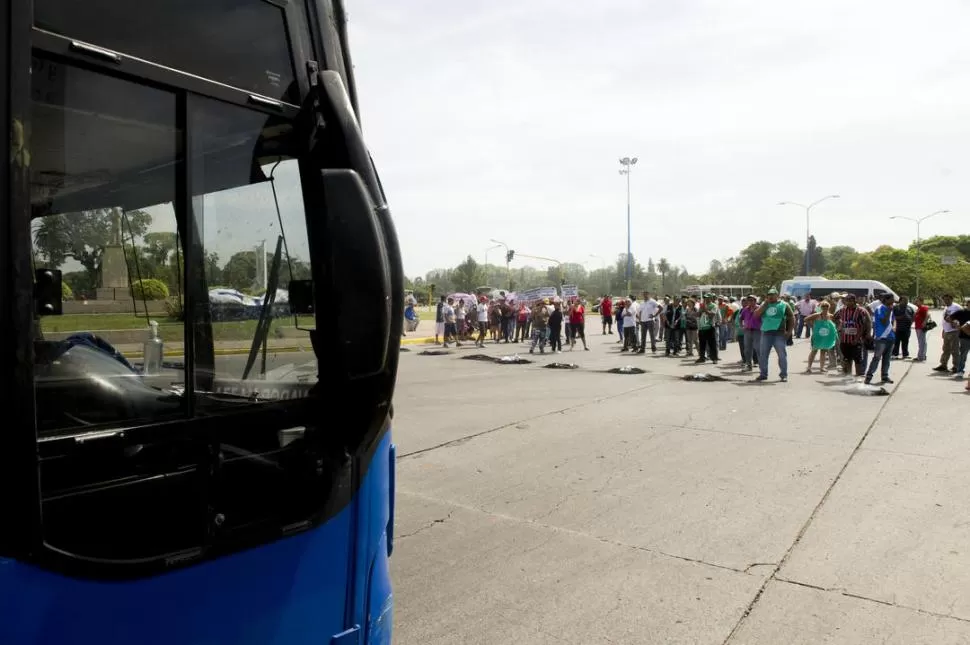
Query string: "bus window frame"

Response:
xmin=20 ymin=24 xmax=322 ymax=427
xmin=1 ymin=0 xmax=43 ymax=560
xmin=31 ymin=0 xmax=313 ymax=108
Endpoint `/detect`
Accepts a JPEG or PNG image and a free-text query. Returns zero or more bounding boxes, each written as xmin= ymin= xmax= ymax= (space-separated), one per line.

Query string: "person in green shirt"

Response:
xmin=696 ymin=293 xmax=722 ymax=364
xmin=803 ymin=301 xmax=838 ymax=373
xmin=754 ymin=288 xmax=795 ymax=382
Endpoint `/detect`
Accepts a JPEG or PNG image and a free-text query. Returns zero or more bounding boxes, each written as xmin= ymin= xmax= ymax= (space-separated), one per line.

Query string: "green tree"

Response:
xmin=822 ymin=246 xmax=858 ymax=276
xmin=221 ymin=251 xmax=258 ymax=292
xmin=33 ymin=208 xmax=152 ymax=285
xmin=805 ymin=235 xmax=825 ymax=275
xmin=451 ymin=255 xmax=486 ymax=292
xmin=753 ymin=257 xmax=793 ymax=293
xmin=773 ymin=240 xmax=804 ymax=276
xmin=657 ymin=257 xmax=671 ymax=292
xmin=735 ymin=241 xmax=775 ymax=283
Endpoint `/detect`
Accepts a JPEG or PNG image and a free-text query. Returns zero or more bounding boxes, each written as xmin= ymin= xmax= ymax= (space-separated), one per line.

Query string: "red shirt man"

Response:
xmin=600 ymin=297 xmax=612 ymax=318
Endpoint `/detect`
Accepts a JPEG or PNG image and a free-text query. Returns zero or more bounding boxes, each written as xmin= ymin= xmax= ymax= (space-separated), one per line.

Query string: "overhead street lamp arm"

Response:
xmin=807 ymin=194 xmax=840 ymax=210
xmin=778 ymin=194 xmax=840 ymax=276
xmin=887 ymin=209 xmax=950 ymax=299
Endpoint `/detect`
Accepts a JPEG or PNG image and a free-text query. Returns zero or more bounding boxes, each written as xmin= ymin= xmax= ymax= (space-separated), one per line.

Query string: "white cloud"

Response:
xmin=349 ymin=0 xmax=970 ymax=276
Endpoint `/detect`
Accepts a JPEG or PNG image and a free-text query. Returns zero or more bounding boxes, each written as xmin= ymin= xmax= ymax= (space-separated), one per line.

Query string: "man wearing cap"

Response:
xmin=754 ymin=288 xmax=795 ymax=382
xmin=865 ymin=292 xmax=897 ymax=385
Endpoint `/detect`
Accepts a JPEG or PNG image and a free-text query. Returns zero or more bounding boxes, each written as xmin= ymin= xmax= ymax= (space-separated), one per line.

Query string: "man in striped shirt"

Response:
xmin=834 ymin=293 xmax=872 ymax=376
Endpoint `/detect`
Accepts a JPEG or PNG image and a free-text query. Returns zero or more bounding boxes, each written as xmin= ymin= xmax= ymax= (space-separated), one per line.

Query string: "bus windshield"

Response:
xmin=30 ymin=56 xmax=317 ymax=436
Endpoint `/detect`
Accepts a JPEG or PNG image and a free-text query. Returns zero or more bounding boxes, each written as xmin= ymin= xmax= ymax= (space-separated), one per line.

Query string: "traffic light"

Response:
xmin=506 ymin=250 xmax=515 ymax=263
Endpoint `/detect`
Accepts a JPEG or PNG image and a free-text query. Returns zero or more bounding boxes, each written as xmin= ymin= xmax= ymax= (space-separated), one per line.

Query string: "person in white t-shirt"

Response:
xmin=621 ymin=296 xmax=640 ymax=352
xmin=475 ymin=296 xmax=489 ymax=347
xmin=637 ymin=291 xmax=660 ymax=353
xmin=795 ymin=293 xmax=818 ymax=339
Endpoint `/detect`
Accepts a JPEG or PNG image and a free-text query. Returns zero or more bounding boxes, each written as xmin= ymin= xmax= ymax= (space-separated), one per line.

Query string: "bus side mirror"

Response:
xmin=35 ymin=268 xmax=63 ymax=316
xmin=288 ymin=279 xmax=314 ymax=314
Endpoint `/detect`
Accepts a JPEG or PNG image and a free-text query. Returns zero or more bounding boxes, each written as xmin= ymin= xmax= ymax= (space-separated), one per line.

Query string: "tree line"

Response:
xmin=32 ymin=208 xmax=311 ymax=299
xmin=405 ymin=234 xmax=970 ymax=303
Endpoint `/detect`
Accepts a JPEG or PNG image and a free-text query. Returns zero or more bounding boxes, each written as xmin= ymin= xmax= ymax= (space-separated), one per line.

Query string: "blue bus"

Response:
xmin=1 ymin=1 xmax=402 ymax=643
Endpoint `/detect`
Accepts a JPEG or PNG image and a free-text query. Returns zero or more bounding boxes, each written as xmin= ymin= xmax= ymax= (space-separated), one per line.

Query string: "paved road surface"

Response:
xmin=390 ymin=329 xmax=970 ymax=644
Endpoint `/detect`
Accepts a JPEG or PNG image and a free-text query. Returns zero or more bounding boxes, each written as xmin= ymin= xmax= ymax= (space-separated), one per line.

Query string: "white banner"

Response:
xmin=561 ymin=284 xmax=578 ymax=298
xmin=518 ymin=286 xmax=559 ymax=304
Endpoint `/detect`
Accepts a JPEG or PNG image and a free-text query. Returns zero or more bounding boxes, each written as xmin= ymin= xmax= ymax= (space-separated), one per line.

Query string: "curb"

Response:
xmin=122 ymin=346 xmax=307 ymax=359
xmin=401 ymin=336 xmax=436 ymax=346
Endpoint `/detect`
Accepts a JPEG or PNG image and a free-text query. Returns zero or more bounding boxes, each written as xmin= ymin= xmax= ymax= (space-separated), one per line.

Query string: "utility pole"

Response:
xmin=490 ymin=238 xmax=513 ymax=291
xmin=619 ymin=157 xmax=638 ymax=294
xmin=890 ymin=210 xmax=949 ymax=298
xmin=778 ymin=194 xmax=840 ymax=275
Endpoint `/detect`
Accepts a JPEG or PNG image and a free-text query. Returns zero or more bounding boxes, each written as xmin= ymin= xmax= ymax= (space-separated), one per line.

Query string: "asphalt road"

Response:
xmin=390 ymin=329 xmax=970 ymax=644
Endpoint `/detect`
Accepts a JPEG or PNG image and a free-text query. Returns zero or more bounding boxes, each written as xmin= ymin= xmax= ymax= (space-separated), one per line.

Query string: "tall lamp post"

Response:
xmin=778 ymin=194 xmax=840 ymax=275
xmin=490 ymin=238 xmax=513 ymax=291
xmin=889 ymin=209 xmax=949 ymax=298
xmin=484 ymin=243 xmax=502 ymax=273
xmin=619 ymin=156 xmax=638 ymax=294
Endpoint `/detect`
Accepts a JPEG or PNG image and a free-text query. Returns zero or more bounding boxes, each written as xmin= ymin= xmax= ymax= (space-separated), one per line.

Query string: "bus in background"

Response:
xmin=780 ymin=277 xmax=898 ymax=300
xmin=1 ymin=1 xmax=401 ymax=644
xmin=682 ymin=284 xmax=753 ymax=299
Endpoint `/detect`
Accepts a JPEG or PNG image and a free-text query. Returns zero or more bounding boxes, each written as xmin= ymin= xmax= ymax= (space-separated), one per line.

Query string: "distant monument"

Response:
xmin=254 ymin=240 xmax=268 ymax=293
xmin=96 ymin=207 xmax=129 ymax=301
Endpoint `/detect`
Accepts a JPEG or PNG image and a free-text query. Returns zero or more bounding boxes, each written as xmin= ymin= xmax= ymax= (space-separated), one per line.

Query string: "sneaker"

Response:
xmin=780 ymin=376 xmax=788 ymax=382
xmin=694 ymin=358 xmax=706 ymax=364
xmin=584 ymin=347 xmax=590 ymax=351
xmin=880 ymin=378 xmax=894 ymax=384
xmin=753 ymin=375 xmax=767 ymax=382
xmin=864 ymin=376 xmax=872 ymax=385
xmin=933 ymin=365 xmax=948 ymax=372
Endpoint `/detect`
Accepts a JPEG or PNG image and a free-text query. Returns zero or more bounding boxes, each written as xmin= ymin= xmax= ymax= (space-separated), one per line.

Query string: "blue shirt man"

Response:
xmin=866 ymin=293 xmax=897 ymax=385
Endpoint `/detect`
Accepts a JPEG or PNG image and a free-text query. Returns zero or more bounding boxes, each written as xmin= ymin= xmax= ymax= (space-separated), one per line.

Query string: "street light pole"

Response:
xmin=484 ymin=243 xmax=502 ymax=273
xmin=490 ymin=238 xmax=513 ymax=291
xmin=778 ymin=194 xmax=840 ymax=275
xmin=619 ymin=156 xmax=638 ymax=294
xmin=889 ymin=210 xmax=949 ymax=298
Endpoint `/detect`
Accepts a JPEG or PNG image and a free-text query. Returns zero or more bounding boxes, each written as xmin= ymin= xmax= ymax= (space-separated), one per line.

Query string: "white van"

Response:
xmin=780 ymin=277 xmax=898 ymax=300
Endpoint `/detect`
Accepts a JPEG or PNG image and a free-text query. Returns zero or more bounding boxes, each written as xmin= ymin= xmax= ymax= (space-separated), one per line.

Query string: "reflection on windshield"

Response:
xmin=30 ymin=58 xmax=318 ymax=436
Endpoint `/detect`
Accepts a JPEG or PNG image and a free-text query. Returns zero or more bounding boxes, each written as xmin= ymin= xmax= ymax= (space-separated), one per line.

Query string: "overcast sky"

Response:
xmin=347 ymin=0 xmax=970 ymax=278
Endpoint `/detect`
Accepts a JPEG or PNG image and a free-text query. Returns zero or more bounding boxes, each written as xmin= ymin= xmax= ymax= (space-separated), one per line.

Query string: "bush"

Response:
xmin=164 ymin=296 xmax=184 ymax=320
xmin=131 ymin=278 xmax=170 ymax=301
xmin=61 ymin=281 xmax=73 ymax=301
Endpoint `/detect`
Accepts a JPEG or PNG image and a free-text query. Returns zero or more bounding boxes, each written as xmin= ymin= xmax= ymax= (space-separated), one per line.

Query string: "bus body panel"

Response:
xmin=0 ymin=431 xmax=394 ymax=645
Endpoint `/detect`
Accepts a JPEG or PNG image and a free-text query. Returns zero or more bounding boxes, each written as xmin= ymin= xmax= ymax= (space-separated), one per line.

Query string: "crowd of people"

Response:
xmin=600 ymin=290 xmax=969 ymax=387
xmin=407 ymin=289 xmax=970 ymax=390
xmin=424 ymin=293 xmax=590 ymax=353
